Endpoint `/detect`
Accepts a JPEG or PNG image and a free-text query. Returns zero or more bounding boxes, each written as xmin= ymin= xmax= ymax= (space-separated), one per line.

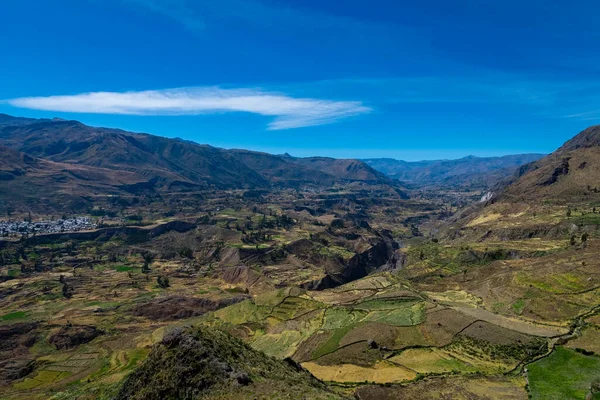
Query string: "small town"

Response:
xmin=0 ymin=216 xmax=96 ymax=238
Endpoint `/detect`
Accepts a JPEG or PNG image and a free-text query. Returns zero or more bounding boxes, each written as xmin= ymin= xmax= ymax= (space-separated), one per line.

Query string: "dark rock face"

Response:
xmin=301 ymin=237 xmax=396 ymax=290
xmin=0 ymin=322 xmax=39 ymax=384
xmin=0 ymin=322 xmax=39 ymax=353
xmin=0 ymin=359 xmax=37 ymax=385
xmin=542 ymin=157 xmax=570 ymax=186
xmin=132 ymin=296 xmax=247 ymax=321
xmin=48 ymin=325 xmax=103 ymax=349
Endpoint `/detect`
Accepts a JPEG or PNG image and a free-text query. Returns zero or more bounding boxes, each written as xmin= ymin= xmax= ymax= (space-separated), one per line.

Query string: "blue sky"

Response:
xmin=1 ymin=0 xmax=600 ymax=160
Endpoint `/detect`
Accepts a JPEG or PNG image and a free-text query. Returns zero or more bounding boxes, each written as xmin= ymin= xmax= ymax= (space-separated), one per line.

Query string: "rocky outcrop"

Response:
xmin=48 ymin=325 xmax=103 ymax=349
xmin=0 ymin=322 xmax=39 ymax=353
xmin=115 ymin=326 xmax=342 ymax=400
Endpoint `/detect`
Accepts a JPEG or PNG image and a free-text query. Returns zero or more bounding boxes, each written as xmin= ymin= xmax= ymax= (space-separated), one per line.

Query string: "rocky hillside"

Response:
xmin=115 ymin=326 xmax=345 ymax=400
xmin=0 ymin=114 xmax=392 ymax=192
xmin=447 ymin=125 xmax=600 ymax=241
xmin=0 ymin=145 xmax=146 ymax=211
xmin=0 ymin=117 xmax=269 ymax=190
xmin=0 ymin=114 xmax=401 ymax=213
xmin=498 ymin=125 xmax=600 ymax=201
xmin=229 ymin=150 xmax=389 ymax=187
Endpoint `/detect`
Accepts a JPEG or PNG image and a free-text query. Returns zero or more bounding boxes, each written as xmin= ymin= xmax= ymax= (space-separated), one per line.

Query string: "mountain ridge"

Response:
xmin=0 ymin=114 xmax=400 ymax=212
xmin=365 ymin=153 xmax=546 ymax=190
xmin=0 ymin=114 xmax=392 ymax=188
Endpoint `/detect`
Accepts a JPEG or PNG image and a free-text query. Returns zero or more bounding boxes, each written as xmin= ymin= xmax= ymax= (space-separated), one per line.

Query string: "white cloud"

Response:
xmin=6 ymin=87 xmax=371 ymax=130
xmin=564 ymin=110 xmax=600 ymax=119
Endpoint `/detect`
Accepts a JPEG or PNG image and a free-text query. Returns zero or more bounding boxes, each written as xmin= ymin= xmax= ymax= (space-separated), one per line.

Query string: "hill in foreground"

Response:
xmin=116 ymin=326 xmax=345 ymax=400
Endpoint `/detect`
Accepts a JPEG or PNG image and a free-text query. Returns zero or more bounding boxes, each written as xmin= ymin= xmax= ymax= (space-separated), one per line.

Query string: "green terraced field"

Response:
xmin=528 ymin=347 xmax=600 ymax=400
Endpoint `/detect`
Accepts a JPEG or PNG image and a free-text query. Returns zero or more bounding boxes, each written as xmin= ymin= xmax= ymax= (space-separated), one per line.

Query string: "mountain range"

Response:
xmin=0 ymin=114 xmax=394 ymax=212
xmin=364 ymin=154 xmax=545 ymax=190
xmin=2 ymin=113 xmax=576 ymax=216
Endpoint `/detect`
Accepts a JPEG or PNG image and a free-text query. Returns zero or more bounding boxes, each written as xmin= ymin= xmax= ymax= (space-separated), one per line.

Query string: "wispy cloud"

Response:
xmin=6 ymin=87 xmax=371 ymax=130
xmin=564 ymin=110 xmax=600 ymax=120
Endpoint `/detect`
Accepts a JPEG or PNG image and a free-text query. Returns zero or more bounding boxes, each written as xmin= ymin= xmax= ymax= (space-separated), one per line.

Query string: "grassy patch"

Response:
xmin=571 ymin=214 xmax=600 ymax=225
xmin=362 ymin=301 xmax=425 ymax=326
xmin=0 ymin=311 xmax=28 ymax=321
xmin=111 ymin=264 xmax=135 ymax=272
xmin=354 ymin=298 xmax=419 ymax=311
xmin=302 ymin=360 xmax=416 ymax=384
xmin=516 ymin=272 xmax=588 ymax=294
xmin=321 ymin=308 xmax=366 ymax=330
xmin=252 ymin=330 xmax=304 ymax=358
xmin=269 ymin=297 xmax=323 ymax=321
xmin=319 ymin=245 xmax=355 ymax=260
xmin=528 ymin=347 xmax=600 ymax=400
xmin=512 ymin=299 xmax=526 ymax=315
xmin=312 ymin=324 xmax=356 ymax=359
xmin=214 ymin=299 xmax=271 ymax=325
xmin=7 ymin=268 xmax=21 ymax=277
xmin=13 ymin=370 xmax=72 ymax=390
xmin=390 ymin=348 xmax=479 ymax=374
xmin=125 ymin=347 xmax=150 ymax=371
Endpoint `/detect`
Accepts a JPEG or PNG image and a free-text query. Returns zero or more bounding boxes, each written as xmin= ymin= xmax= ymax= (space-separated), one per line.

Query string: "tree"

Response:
xmin=567 ymin=208 xmax=572 ymax=218
xmin=179 ymin=247 xmax=194 ymax=259
xmin=142 ymin=252 xmax=155 ymax=273
xmin=62 ymin=282 xmax=74 ymax=299
xmin=157 ymin=276 xmax=170 ymax=289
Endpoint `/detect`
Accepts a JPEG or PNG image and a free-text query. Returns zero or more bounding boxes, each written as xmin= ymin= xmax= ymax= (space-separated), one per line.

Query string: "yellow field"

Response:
xmin=566 ymin=327 xmax=600 ymax=354
xmin=389 ymin=348 xmax=478 ymax=374
xmin=302 ymin=360 xmax=417 ymax=383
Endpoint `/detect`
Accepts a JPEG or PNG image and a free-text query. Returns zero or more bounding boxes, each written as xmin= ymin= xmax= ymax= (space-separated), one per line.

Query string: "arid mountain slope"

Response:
xmin=229 ymin=150 xmax=389 ymax=186
xmin=0 ymin=145 xmax=144 ymax=211
xmin=0 ymin=114 xmax=393 ymax=192
xmin=0 ymin=118 xmax=269 ymax=190
xmin=449 ymin=125 xmax=600 ymax=241
xmin=499 ymin=125 xmax=600 ymax=201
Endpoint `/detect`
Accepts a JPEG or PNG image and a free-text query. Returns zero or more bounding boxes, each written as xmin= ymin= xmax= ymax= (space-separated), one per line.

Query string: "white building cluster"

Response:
xmin=0 ymin=216 xmax=96 ymax=238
